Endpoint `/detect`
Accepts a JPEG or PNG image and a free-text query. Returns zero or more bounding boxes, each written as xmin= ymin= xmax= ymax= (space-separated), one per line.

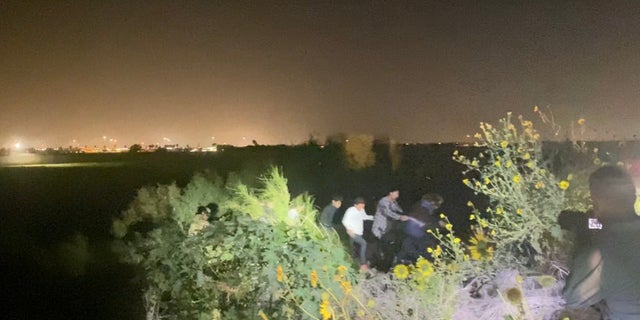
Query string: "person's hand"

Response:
xmin=400 ymin=215 xmax=409 ymax=221
xmin=347 ymin=230 xmax=355 ymax=238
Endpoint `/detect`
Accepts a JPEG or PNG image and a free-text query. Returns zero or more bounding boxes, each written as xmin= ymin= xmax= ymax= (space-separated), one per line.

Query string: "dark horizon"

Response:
xmin=3 ymin=1 xmax=640 ymax=147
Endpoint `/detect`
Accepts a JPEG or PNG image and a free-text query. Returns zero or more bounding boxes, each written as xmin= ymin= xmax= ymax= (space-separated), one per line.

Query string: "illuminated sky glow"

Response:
xmin=2 ymin=1 xmax=640 ymax=147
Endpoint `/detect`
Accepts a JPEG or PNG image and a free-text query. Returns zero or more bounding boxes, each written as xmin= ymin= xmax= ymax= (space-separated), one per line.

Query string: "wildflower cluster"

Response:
xmin=275 ymin=264 xmax=376 ymax=320
xmin=454 ymin=112 xmax=568 ymax=266
xmin=376 ymin=214 xmax=476 ymax=319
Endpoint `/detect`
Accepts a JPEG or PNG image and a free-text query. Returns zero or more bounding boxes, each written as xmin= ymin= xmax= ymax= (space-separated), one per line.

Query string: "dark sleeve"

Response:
xmin=319 ymin=206 xmax=332 ymax=225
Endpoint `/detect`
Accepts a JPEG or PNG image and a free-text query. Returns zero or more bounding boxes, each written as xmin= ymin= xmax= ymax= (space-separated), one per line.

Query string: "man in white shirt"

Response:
xmin=342 ymin=197 xmax=374 ymax=271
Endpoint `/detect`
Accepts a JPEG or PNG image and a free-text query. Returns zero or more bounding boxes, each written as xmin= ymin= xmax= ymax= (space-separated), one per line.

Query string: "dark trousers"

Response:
xmin=396 ymin=235 xmax=435 ymax=264
xmin=371 ymin=233 xmax=402 ymax=271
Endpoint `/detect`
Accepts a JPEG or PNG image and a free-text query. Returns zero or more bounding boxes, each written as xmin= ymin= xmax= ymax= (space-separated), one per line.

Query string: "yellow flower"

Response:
xmin=454 ymin=237 xmax=461 ymax=244
xmin=445 ymin=223 xmax=453 ymax=231
xmin=340 ymin=280 xmax=352 ymax=294
xmin=534 ymin=181 xmax=544 ymax=189
xmin=494 ymin=160 xmax=501 ymax=167
xmin=533 ymin=133 xmax=540 ymax=140
xmin=471 ymin=159 xmax=479 ymax=167
xmin=468 ymin=230 xmax=494 ymax=261
xmin=577 ymin=118 xmax=585 ymax=125
xmin=393 ymin=264 xmax=409 ymax=280
xmin=319 ymin=297 xmax=332 ymax=320
xmin=479 ymin=219 xmax=488 ymax=228
xmin=484 ymin=177 xmax=491 ymax=185
xmin=337 ymin=265 xmax=348 ymax=275
xmin=469 ymin=214 xmax=476 ymax=221
xmin=467 ymin=201 xmax=474 ymax=207
xmin=429 ymin=245 xmax=442 ymax=258
xmin=516 ymin=274 xmax=523 ymax=284
xmin=523 ymin=152 xmax=531 ymax=160
xmin=276 ymin=265 xmax=284 ymax=282
xmin=505 ymin=160 xmax=513 ymax=168
xmin=310 ymin=270 xmax=318 ymax=288
xmin=516 ymin=208 xmax=522 ymax=215
xmin=512 ymin=175 xmax=521 ymax=183
xmin=500 ymin=140 xmax=508 ymax=148
xmin=558 ymin=180 xmax=570 ymax=190
xmin=462 ymin=178 xmax=470 ymax=186
xmin=453 ymin=150 xmax=459 ymax=156
xmin=533 ymin=105 xmax=539 ymax=112
xmin=474 ymin=132 xmax=482 ymax=139
xmin=415 ymin=258 xmax=434 ymax=277
xmin=496 ymin=207 xmax=503 ymax=215
xmin=439 ymin=213 xmax=446 ymax=219
xmin=258 ymin=310 xmax=269 ymax=320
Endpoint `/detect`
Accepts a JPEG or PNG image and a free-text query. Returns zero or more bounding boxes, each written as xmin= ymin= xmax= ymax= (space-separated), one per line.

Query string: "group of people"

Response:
xmin=322 ymin=165 xmax=640 ymax=318
xmin=187 ymin=164 xmax=640 ymax=318
xmin=321 ymin=188 xmax=444 ymax=272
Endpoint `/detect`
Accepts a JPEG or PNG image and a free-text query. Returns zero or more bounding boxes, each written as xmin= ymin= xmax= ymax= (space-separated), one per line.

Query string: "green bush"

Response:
xmin=112 ymin=168 xmax=358 ymax=319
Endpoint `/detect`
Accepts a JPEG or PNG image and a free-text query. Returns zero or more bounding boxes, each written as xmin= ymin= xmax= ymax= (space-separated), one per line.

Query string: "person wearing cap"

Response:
xmin=188 ymin=206 xmax=211 ymax=235
xmin=342 ymin=197 xmax=374 ymax=271
xmin=563 ymin=165 xmax=640 ymax=319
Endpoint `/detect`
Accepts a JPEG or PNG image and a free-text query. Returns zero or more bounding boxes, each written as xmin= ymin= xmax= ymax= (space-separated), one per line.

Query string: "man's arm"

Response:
xmin=380 ymin=199 xmax=406 ymax=220
xmin=563 ymin=247 xmax=603 ymax=308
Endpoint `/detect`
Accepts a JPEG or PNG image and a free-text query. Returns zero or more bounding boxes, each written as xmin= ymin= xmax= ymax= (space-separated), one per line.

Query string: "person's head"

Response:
xmin=196 ymin=206 xmax=211 ymax=220
xmin=589 ymin=165 xmax=637 ymax=223
xmin=422 ymin=193 xmax=444 ymax=209
xmin=331 ymin=195 xmax=343 ymax=208
xmin=388 ymin=188 xmax=400 ymax=200
xmin=353 ymin=197 xmax=366 ymax=210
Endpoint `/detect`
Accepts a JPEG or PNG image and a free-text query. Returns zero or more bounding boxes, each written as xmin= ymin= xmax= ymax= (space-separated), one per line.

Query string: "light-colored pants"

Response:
xmin=351 ymin=234 xmax=367 ymax=265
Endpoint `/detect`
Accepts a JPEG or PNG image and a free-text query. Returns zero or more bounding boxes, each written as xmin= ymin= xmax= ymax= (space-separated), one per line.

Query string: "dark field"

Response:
xmin=0 ymin=143 xmax=508 ymax=319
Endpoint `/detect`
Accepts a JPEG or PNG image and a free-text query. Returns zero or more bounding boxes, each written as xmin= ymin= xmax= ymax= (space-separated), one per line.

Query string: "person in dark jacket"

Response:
xmin=319 ymin=195 xmax=343 ymax=229
xmin=563 ymin=165 xmax=640 ymax=319
xmin=395 ymin=193 xmax=443 ymax=264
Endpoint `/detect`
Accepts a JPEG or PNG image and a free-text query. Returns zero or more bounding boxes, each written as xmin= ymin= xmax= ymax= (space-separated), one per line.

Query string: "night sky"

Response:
xmin=2 ymin=1 xmax=640 ymax=147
